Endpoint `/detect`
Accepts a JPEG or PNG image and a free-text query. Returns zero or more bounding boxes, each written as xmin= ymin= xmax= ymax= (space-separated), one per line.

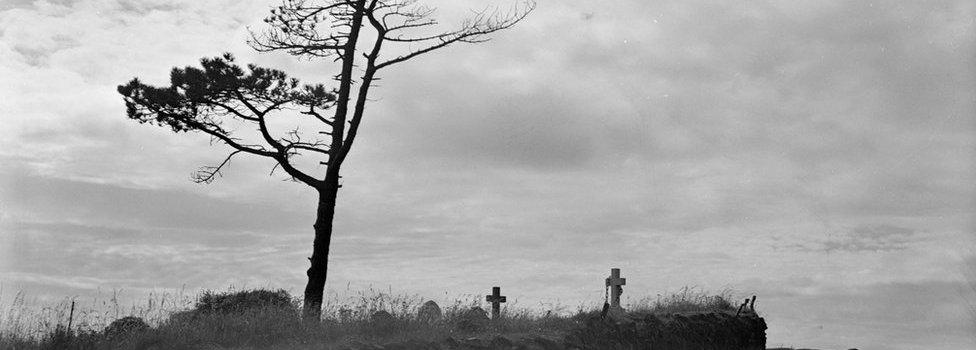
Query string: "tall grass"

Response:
xmin=0 ymin=286 xmax=739 ymax=349
xmin=0 ymin=288 xmax=195 ymax=343
xmin=630 ymin=286 xmax=736 ymax=314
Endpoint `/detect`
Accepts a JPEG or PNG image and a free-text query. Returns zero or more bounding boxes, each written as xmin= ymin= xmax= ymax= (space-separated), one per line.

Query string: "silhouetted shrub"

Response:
xmin=194 ymin=288 xmax=296 ymax=315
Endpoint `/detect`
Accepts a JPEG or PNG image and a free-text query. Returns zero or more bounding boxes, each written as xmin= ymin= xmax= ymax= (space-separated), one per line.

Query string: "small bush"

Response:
xmin=194 ymin=288 xmax=296 ymax=315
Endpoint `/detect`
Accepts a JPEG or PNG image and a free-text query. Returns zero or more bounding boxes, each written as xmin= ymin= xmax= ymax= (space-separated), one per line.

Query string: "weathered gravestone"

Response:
xmin=604 ymin=268 xmax=628 ymax=319
xmin=455 ymin=306 xmax=490 ymax=331
xmin=485 ymin=286 xmax=507 ymax=320
xmin=605 ymin=268 xmax=626 ymax=309
xmin=417 ymin=300 xmax=442 ymax=323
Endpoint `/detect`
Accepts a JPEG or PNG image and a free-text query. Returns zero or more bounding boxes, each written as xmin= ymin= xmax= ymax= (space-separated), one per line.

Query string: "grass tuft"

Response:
xmin=630 ymin=286 xmax=736 ymax=314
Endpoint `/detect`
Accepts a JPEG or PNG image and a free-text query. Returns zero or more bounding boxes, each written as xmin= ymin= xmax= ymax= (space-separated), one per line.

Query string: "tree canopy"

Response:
xmin=118 ymin=53 xmax=335 ymax=185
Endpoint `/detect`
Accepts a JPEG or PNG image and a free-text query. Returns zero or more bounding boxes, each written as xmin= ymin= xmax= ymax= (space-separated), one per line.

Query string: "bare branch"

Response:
xmin=203 ymin=100 xmax=260 ymax=122
xmin=301 ymin=105 xmax=335 ymax=126
xmin=334 ymin=4 xmax=386 ymax=166
xmin=274 ymin=151 xmax=324 ymax=186
xmin=128 ymin=96 xmax=279 ymax=158
xmin=290 ymin=144 xmax=332 ymax=155
xmin=231 ymin=90 xmax=288 ymax=153
xmin=192 ymin=150 xmax=243 ymax=184
xmin=375 ymin=1 xmax=535 ymax=69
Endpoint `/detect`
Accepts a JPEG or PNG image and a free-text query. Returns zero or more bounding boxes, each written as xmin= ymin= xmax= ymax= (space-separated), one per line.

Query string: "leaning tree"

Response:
xmin=118 ymin=0 xmax=533 ymax=321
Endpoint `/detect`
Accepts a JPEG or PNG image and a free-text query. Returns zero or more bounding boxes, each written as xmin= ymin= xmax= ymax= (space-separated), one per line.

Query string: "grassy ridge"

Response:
xmin=0 ymin=287 xmax=739 ymax=349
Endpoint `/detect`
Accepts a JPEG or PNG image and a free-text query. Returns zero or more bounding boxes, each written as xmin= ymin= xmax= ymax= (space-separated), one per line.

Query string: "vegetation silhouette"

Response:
xmin=0 ymin=287 xmax=755 ymax=349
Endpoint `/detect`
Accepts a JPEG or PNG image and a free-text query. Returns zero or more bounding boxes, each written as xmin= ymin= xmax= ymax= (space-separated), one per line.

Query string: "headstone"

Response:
xmin=485 ymin=286 xmax=507 ymax=319
xmin=455 ymin=306 xmax=489 ymax=331
xmin=417 ymin=300 xmax=442 ymax=323
xmin=605 ymin=268 xmax=626 ymax=310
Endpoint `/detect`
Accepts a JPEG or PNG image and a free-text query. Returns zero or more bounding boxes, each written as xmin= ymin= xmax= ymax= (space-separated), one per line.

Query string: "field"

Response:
xmin=0 ymin=287 xmax=762 ymax=349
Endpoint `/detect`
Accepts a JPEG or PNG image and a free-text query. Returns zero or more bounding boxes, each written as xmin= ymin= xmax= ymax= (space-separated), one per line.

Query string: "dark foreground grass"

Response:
xmin=0 ymin=287 xmax=741 ymax=350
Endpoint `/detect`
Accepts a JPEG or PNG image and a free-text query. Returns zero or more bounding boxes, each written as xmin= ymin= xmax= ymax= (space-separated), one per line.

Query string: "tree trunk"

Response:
xmin=302 ymin=175 xmax=340 ymax=321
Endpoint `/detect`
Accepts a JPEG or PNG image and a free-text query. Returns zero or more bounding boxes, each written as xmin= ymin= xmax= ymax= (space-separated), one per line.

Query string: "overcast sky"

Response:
xmin=1 ymin=0 xmax=974 ymax=349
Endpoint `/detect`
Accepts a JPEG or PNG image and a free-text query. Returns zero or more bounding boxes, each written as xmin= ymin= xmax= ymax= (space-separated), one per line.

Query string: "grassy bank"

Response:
xmin=0 ymin=287 xmax=741 ymax=349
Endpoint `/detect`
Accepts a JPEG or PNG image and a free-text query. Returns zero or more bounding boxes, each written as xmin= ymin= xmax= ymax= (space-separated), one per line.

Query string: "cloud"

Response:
xmin=819 ymin=224 xmax=917 ymax=253
xmin=349 ymin=0 xmax=975 ymax=234
xmin=761 ymin=279 xmax=976 ymax=350
xmin=0 ymin=168 xmax=310 ymax=232
xmin=376 ymin=83 xmax=598 ymax=170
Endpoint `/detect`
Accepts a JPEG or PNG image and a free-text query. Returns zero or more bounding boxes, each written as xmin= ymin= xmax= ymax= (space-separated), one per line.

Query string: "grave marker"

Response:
xmin=485 ymin=286 xmax=507 ymax=319
xmin=605 ymin=268 xmax=626 ymax=310
xmin=417 ymin=300 xmax=442 ymax=323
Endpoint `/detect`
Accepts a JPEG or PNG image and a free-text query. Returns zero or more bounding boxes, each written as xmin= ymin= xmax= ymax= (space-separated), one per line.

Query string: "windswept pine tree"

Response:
xmin=118 ymin=0 xmax=534 ymax=321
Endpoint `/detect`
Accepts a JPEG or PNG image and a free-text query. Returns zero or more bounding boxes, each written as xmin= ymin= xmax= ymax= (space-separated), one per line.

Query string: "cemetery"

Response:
xmin=13 ymin=0 xmax=959 ymax=348
xmin=6 ymin=268 xmax=767 ymax=349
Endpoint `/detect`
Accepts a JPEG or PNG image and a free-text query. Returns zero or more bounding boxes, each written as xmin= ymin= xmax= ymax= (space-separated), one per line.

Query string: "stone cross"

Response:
xmin=485 ymin=286 xmax=507 ymax=319
xmin=605 ymin=268 xmax=626 ymax=309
